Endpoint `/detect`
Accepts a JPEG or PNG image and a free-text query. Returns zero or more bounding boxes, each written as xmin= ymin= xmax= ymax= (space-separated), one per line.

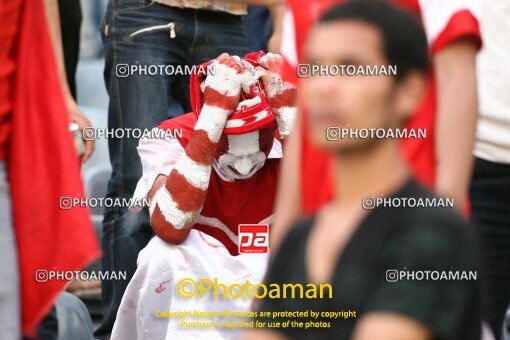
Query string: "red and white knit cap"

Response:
xmin=189 ymin=51 xmax=277 ymax=135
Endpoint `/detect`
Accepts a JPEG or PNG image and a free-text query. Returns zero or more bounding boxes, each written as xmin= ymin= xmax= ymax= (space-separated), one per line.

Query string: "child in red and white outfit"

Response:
xmin=111 ymin=52 xmax=296 ymax=340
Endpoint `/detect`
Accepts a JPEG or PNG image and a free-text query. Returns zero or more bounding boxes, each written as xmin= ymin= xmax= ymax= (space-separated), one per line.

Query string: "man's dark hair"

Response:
xmin=318 ymin=0 xmax=429 ymax=80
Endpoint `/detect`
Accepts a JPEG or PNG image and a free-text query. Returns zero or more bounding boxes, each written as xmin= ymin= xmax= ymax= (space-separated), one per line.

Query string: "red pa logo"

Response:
xmin=238 ymin=224 xmax=269 ymax=254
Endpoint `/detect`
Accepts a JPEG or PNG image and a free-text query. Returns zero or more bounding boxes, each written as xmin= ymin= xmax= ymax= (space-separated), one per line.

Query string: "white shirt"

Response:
xmin=474 ymin=1 xmax=510 ymax=164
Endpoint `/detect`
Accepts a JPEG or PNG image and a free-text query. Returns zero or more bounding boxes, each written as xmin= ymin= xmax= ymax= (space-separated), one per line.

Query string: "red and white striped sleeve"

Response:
xmin=150 ymin=61 xmax=242 ymax=244
xmin=418 ymin=0 xmax=482 ymax=54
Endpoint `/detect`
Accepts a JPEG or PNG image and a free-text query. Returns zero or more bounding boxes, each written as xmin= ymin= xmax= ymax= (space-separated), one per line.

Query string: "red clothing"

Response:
xmin=158 ymin=113 xmax=279 ymax=256
xmin=7 ymin=0 xmax=100 ymax=334
xmin=0 ymin=0 xmax=23 ymax=160
xmin=282 ymin=0 xmax=481 ymax=214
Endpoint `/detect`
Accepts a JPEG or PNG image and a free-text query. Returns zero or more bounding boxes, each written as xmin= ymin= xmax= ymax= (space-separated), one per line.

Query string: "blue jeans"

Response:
xmin=243 ymin=6 xmax=272 ymax=52
xmin=97 ymin=1 xmax=248 ymax=338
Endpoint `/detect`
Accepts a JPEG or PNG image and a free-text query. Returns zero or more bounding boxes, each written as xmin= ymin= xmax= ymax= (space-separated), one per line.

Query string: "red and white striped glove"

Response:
xmin=149 ymin=54 xmax=243 ymax=244
xmin=258 ymin=52 xmax=298 ymax=138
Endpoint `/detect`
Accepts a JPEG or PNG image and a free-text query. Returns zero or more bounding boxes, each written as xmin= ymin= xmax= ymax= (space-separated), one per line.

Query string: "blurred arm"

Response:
xmin=43 ymin=0 xmax=95 ymax=162
xmin=433 ymin=38 xmax=478 ymax=208
xmin=270 ymin=108 xmax=301 ymax=255
xmin=267 ymin=2 xmax=285 ymax=53
xmin=243 ymin=329 xmax=288 ymax=340
xmin=352 ymin=313 xmax=430 ymax=340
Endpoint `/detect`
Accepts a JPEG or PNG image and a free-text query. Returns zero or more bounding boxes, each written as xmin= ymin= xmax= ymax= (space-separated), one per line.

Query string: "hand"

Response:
xmin=203 ymin=53 xmax=244 ymax=113
xmin=258 ymin=53 xmax=298 ymax=137
xmin=67 ymin=97 xmax=95 ymax=163
xmin=258 ymin=53 xmax=297 ymax=109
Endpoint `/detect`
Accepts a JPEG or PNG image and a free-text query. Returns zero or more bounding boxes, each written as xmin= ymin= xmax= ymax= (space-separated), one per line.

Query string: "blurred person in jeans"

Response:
xmin=98 ymin=0 xmax=254 ymax=338
xmin=470 ymin=1 xmax=510 ymax=338
xmin=246 ymin=2 xmax=481 ymax=339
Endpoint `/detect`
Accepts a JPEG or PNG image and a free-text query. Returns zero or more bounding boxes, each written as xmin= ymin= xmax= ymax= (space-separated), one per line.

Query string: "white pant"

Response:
xmin=111 ymin=230 xmax=268 ymax=340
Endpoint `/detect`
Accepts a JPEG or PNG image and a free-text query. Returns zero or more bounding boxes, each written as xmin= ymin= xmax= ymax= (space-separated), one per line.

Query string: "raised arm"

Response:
xmin=149 ymin=55 xmax=243 ymax=244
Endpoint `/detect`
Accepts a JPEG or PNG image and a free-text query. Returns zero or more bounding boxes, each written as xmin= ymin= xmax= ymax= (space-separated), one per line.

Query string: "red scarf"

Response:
xmin=9 ymin=0 xmax=99 ymax=334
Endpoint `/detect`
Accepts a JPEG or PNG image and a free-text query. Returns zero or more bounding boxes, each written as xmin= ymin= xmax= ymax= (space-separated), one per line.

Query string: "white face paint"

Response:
xmin=213 ymin=131 xmax=267 ymax=181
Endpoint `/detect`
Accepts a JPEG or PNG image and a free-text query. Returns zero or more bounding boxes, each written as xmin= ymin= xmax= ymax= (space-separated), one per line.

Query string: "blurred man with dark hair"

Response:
xmin=270 ymin=0 xmax=481 ymax=258
xmin=245 ymin=2 xmax=481 ymax=339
